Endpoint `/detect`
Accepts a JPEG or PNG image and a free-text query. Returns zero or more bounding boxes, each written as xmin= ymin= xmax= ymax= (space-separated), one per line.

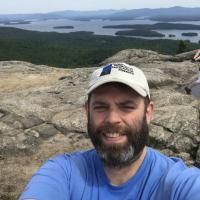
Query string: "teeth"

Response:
xmin=104 ymin=133 xmax=120 ymax=138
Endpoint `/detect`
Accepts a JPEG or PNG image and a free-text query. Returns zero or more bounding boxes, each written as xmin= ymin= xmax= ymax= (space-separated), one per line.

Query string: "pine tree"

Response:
xmin=176 ymin=40 xmax=187 ymax=54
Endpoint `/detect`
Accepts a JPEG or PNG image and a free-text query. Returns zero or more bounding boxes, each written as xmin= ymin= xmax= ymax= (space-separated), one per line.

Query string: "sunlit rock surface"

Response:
xmin=1 ymin=49 xmax=200 ymax=199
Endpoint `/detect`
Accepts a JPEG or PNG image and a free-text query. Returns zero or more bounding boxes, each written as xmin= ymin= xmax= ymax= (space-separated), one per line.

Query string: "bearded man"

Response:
xmin=19 ymin=63 xmax=200 ymax=200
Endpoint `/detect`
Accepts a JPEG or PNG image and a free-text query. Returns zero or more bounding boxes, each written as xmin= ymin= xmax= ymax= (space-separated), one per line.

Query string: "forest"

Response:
xmin=0 ymin=27 xmax=199 ymax=68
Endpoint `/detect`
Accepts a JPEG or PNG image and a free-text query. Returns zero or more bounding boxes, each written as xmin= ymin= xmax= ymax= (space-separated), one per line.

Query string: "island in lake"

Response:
xmin=53 ymin=26 xmax=74 ymax=29
xmin=104 ymin=22 xmax=200 ymax=38
xmin=182 ymin=32 xmax=198 ymax=37
xmin=1 ymin=20 xmax=31 ymax=25
xmin=116 ymin=29 xmax=165 ymax=37
xmin=169 ymin=34 xmax=176 ymax=38
xmin=103 ymin=23 xmax=200 ymax=30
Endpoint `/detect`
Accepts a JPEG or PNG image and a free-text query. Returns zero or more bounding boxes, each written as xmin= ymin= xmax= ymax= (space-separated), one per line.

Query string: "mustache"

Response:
xmin=94 ymin=123 xmax=129 ymax=136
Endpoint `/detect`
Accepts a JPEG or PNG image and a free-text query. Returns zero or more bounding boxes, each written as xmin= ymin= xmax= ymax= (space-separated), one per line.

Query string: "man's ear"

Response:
xmin=146 ymin=101 xmax=154 ymax=124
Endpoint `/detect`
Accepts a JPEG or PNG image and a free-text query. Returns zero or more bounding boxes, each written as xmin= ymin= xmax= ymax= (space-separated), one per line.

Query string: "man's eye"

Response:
xmin=93 ymin=106 xmax=107 ymax=111
xmin=122 ymin=106 xmax=135 ymax=110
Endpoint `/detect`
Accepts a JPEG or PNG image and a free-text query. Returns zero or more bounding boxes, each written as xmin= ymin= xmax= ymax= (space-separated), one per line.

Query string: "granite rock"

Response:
xmin=1 ymin=49 xmax=200 ymax=199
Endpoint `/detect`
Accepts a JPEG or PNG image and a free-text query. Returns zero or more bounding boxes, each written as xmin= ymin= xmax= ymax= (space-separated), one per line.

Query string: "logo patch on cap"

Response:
xmin=100 ymin=64 xmax=112 ymax=76
xmin=112 ymin=63 xmax=134 ymax=75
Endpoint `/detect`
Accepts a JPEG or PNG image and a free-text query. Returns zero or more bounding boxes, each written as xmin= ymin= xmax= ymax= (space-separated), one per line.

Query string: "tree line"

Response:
xmin=0 ymin=27 xmax=199 ymax=68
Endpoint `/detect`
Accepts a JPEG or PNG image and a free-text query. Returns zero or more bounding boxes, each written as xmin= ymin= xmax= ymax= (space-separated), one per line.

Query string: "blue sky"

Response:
xmin=0 ymin=0 xmax=199 ymax=14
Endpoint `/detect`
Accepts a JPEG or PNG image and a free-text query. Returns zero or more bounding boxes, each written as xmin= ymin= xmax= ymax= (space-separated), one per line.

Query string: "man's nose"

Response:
xmin=105 ymin=109 xmax=121 ymax=124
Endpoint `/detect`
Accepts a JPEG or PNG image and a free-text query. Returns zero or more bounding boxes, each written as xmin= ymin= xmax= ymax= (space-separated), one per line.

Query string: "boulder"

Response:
xmin=1 ymin=49 xmax=200 ymax=199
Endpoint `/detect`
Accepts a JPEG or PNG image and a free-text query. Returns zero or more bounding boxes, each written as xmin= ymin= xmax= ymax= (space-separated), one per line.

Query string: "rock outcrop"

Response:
xmin=0 ymin=49 xmax=200 ymax=199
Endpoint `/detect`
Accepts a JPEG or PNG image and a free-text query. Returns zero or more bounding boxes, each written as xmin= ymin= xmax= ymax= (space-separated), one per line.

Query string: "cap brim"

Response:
xmin=87 ymin=77 xmax=147 ymax=97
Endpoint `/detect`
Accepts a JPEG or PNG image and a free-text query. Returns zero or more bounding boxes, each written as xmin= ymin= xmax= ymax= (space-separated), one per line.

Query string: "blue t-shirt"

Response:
xmin=19 ymin=147 xmax=200 ymax=200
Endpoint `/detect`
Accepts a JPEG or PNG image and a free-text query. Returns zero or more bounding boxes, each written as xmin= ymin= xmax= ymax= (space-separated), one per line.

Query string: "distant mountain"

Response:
xmin=0 ymin=7 xmax=200 ymax=22
xmin=113 ymin=7 xmax=200 ymax=21
xmin=0 ymin=10 xmax=123 ymax=21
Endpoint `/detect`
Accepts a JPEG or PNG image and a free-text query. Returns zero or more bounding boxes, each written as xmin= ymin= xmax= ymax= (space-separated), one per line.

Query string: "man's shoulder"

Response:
xmin=33 ymin=148 xmax=98 ymax=181
xmin=166 ymin=161 xmax=200 ymax=183
xmin=148 ymin=147 xmax=200 ymax=176
xmin=160 ymin=164 xmax=200 ymax=199
xmin=148 ymin=148 xmax=200 ymax=199
xmin=147 ymin=147 xmax=179 ymax=166
xmin=49 ymin=148 xmax=97 ymax=167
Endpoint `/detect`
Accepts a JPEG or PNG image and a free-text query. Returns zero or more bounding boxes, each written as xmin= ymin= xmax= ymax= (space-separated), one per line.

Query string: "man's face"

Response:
xmin=86 ymin=83 xmax=153 ymax=168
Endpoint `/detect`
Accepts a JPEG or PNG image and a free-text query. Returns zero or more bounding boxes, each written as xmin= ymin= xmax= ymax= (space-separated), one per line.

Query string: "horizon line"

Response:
xmin=1 ymin=6 xmax=200 ymax=15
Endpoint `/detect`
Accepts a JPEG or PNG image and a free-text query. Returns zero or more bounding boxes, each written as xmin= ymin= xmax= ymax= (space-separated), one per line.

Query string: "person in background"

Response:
xmin=194 ymin=49 xmax=200 ymax=61
xmin=185 ymin=49 xmax=200 ymax=94
xmin=19 ymin=63 xmax=200 ymax=200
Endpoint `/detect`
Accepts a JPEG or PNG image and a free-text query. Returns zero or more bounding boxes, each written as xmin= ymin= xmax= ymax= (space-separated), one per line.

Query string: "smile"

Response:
xmin=102 ymin=133 xmax=127 ymax=144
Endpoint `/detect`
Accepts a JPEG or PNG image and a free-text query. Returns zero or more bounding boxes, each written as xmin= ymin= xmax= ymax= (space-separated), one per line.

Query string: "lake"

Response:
xmin=1 ymin=18 xmax=200 ymax=43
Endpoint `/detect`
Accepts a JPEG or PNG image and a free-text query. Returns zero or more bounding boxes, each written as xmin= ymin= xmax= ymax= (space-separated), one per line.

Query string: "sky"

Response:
xmin=0 ymin=0 xmax=199 ymax=14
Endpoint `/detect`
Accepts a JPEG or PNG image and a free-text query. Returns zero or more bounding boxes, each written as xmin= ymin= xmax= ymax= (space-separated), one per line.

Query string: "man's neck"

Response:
xmin=103 ymin=147 xmax=147 ymax=186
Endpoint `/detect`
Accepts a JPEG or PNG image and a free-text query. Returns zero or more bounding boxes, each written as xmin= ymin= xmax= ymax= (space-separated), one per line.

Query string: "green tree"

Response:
xmin=176 ymin=40 xmax=187 ymax=54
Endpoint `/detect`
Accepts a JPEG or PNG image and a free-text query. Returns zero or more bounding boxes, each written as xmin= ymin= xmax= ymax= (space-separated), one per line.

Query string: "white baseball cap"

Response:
xmin=87 ymin=63 xmax=150 ymax=98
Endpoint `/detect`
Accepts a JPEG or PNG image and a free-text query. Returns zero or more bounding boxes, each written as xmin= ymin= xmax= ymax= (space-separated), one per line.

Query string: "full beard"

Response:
xmin=87 ymin=115 xmax=149 ymax=168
